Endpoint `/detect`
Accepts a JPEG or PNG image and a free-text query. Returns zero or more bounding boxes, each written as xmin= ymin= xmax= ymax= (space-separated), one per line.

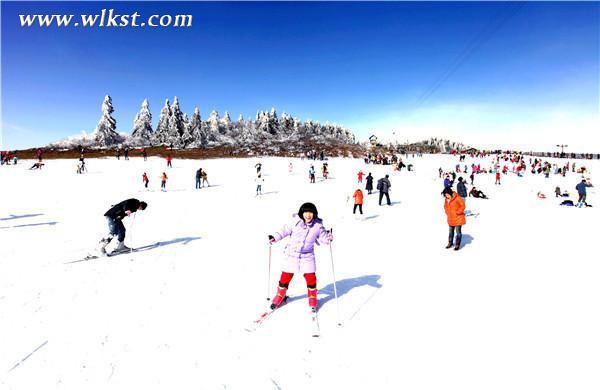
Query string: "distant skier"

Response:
xmin=365 ymin=173 xmax=374 ymax=194
xmin=36 ymin=148 xmax=43 ymax=162
xmin=196 ymin=168 xmax=202 ymax=189
xmin=201 ymin=170 xmax=209 ymax=187
xmin=288 ymin=162 xmax=293 ymax=174
xmin=495 ymin=170 xmax=501 ymax=185
xmin=142 ymin=148 xmax=147 ymax=161
xmin=377 ymin=175 xmax=391 ymax=206
xmin=166 ymin=155 xmax=172 ymax=168
xmin=29 ymin=162 xmax=44 ymax=170
xmin=99 ymin=198 xmax=147 ymax=255
xmin=322 ymin=162 xmax=329 ymax=179
xmin=124 ymin=147 xmax=129 ymax=160
xmin=443 ymin=175 xmax=452 ymax=189
xmin=456 ymin=177 xmax=468 ymax=198
xmin=575 ymin=178 xmax=593 ymax=207
xmin=442 ymin=187 xmax=466 ymax=250
xmin=256 ymin=173 xmax=264 ymax=196
xmin=309 ymin=165 xmax=316 ymax=183
xmin=160 ymin=172 xmax=168 ymax=191
xmin=267 ymin=202 xmax=333 ymax=312
xmin=357 ymin=170 xmax=364 ymax=184
xmin=469 ymin=172 xmax=475 ymax=185
xmin=255 ymin=162 xmax=262 ymax=175
xmin=142 ymin=172 xmax=149 ymax=189
xmin=116 ymin=148 xmax=121 ymax=160
xmin=352 ymin=188 xmax=364 ymax=215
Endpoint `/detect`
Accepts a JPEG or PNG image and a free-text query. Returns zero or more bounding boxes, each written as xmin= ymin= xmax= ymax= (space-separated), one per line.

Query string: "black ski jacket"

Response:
xmin=104 ymin=199 xmax=141 ymax=220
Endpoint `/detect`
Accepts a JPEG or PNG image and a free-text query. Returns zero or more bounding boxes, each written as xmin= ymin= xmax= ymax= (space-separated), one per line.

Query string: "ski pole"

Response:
xmin=129 ymin=212 xmax=137 ymax=253
xmin=267 ymin=245 xmax=272 ymax=301
xmin=329 ymin=228 xmax=342 ymax=327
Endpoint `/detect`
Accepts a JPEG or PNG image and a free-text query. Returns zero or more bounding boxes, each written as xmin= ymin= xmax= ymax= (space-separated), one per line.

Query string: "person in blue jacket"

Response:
xmin=456 ymin=177 xmax=468 ymax=198
xmin=575 ymin=178 xmax=593 ymax=207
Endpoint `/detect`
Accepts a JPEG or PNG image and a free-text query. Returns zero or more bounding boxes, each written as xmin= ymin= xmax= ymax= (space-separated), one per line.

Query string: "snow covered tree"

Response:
xmin=94 ymin=95 xmax=121 ymax=146
xmin=188 ymin=107 xmax=205 ymax=146
xmin=153 ymin=99 xmax=171 ymax=144
xmin=131 ymin=99 xmax=153 ymax=141
xmin=166 ymin=96 xmax=185 ymax=145
xmin=206 ymin=110 xmax=221 ymax=142
xmin=220 ymin=111 xmax=232 ymax=134
xmin=179 ymin=113 xmax=193 ymax=148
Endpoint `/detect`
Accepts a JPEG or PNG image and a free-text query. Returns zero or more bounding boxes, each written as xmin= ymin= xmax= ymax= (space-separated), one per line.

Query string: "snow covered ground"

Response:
xmin=1 ymin=154 xmax=598 ymax=390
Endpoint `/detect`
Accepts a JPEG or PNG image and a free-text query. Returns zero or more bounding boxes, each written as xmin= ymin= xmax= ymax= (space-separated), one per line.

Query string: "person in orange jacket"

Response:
xmin=442 ymin=187 xmax=466 ymax=250
xmin=352 ymin=188 xmax=364 ymax=215
xmin=160 ymin=172 xmax=168 ymax=191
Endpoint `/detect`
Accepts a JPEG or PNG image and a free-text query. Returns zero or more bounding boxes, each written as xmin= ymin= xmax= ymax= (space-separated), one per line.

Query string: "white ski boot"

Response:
xmin=113 ymin=240 xmax=131 ymax=254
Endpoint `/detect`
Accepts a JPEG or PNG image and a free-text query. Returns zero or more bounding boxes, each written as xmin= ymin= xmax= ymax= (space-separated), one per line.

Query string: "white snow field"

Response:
xmin=1 ymin=154 xmax=598 ymax=390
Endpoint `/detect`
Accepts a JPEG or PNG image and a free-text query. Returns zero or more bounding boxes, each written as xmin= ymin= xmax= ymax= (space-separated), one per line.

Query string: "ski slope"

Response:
xmin=1 ymin=154 xmax=598 ymax=390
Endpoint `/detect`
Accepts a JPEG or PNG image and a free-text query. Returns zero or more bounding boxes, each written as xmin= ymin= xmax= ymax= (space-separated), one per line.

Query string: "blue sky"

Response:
xmin=1 ymin=1 xmax=599 ymax=151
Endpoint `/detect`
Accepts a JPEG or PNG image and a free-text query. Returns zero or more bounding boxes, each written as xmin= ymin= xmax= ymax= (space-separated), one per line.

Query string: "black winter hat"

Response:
xmin=441 ymin=187 xmax=454 ymax=196
xmin=298 ymin=202 xmax=318 ymax=218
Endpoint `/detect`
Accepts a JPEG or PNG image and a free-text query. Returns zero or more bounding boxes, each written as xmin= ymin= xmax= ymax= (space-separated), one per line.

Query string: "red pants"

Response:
xmin=278 ymin=272 xmax=316 ymax=288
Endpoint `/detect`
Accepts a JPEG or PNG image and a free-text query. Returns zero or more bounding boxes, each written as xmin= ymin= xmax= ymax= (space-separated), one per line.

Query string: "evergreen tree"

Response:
xmin=94 ymin=95 xmax=121 ymax=146
xmin=131 ymin=99 xmax=153 ymax=140
xmin=154 ymin=99 xmax=171 ymax=144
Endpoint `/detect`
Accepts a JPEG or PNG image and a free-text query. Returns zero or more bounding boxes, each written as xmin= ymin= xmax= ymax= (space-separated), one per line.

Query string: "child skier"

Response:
xmin=201 ymin=170 xmax=209 ymax=187
xmin=142 ymin=172 xmax=149 ymax=189
xmin=495 ymin=170 xmax=501 ymax=185
xmin=309 ymin=165 xmax=316 ymax=183
xmin=267 ymin=202 xmax=333 ymax=312
xmin=160 ymin=172 xmax=168 ymax=191
xmin=357 ymin=170 xmax=364 ymax=184
xmin=352 ymin=188 xmax=364 ymax=215
xmin=255 ymin=174 xmax=264 ymax=196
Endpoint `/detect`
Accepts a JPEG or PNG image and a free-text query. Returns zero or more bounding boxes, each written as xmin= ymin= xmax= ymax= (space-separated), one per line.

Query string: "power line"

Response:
xmin=415 ymin=2 xmax=526 ymax=108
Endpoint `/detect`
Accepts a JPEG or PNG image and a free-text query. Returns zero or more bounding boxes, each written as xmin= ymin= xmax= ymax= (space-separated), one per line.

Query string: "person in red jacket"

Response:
xmin=160 ymin=172 xmax=168 ymax=191
xmin=166 ymin=155 xmax=172 ymax=168
xmin=495 ymin=170 xmax=501 ymax=185
xmin=357 ymin=171 xmax=364 ymax=184
xmin=442 ymin=187 xmax=466 ymax=250
xmin=352 ymin=188 xmax=364 ymax=215
xmin=142 ymin=172 xmax=149 ymax=189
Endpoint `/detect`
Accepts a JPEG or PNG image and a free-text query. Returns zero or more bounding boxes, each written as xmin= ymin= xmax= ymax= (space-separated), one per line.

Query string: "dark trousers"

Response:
xmin=196 ymin=178 xmax=201 ymax=189
xmin=107 ymin=217 xmax=126 ymax=242
xmin=353 ymin=204 xmax=363 ymax=214
xmin=448 ymin=225 xmax=462 ymax=245
xmin=379 ymin=191 xmax=390 ymax=205
xmin=578 ymin=194 xmax=586 ymax=204
xmin=144 ymin=181 xmax=149 ymax=188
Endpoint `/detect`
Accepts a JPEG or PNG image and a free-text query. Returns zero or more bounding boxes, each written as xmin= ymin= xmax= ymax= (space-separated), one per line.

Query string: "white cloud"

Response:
xmin=349 ymin=103 xmax=600 ymax=153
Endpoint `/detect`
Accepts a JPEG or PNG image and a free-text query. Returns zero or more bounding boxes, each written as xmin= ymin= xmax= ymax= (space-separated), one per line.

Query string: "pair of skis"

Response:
xmin=245 ymin=299 xmax=320 ymax=337
xmin=65 ymin=241 xmax=161 ymax=264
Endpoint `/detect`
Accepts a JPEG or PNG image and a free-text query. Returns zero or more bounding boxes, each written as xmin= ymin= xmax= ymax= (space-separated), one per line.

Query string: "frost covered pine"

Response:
xmin=93 ymin=95 xmax=121 ymax=146
xmin=188 ymin=107 xmax=205 ymax=147
xmin=131 ymin=99 xmax=153 ymax=142
xmin=153 ymin=99 xmax=172 ymax=145
xmin=166 ymin=96 xmax=185 ymax=146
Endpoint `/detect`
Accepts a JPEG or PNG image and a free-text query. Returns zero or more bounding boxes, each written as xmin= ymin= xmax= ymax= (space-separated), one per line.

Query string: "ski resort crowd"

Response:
xmin=5 ymin=146 xmax=595 ymax=316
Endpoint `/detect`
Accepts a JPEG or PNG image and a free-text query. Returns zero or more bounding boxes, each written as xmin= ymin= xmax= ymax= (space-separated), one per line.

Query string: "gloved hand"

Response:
xmin=326 ymin=230 xmax=333 ymax=242
xmin=268 ymin=235 xmax=276 ymax=245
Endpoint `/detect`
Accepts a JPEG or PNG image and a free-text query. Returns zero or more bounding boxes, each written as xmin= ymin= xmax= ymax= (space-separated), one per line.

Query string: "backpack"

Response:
xmin=377 ymin=180 xmax=382 ymax=191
